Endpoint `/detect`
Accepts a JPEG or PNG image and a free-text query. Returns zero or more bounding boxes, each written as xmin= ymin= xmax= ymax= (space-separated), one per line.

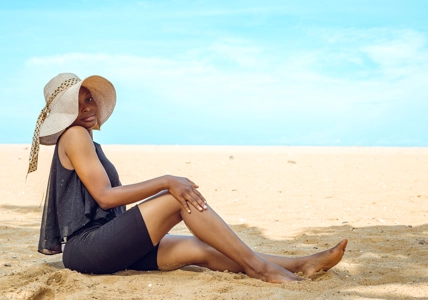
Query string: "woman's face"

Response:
xmin=70 ymin=87 xmax=99 ymax=130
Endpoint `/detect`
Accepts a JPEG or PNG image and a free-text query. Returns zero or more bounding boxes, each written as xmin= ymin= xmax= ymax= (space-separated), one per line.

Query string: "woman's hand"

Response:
xmin=165 ymin=175 xmax=207 ymax=213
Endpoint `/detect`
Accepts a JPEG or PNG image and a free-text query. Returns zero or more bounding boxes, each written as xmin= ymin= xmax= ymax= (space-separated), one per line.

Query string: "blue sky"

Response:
xmin=1 ymin=0 xmax=427 ymax=146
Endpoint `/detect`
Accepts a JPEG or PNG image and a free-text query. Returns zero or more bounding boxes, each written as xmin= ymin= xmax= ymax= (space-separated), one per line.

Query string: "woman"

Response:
xmin=28 ymin=73 xmax=347 ymax=283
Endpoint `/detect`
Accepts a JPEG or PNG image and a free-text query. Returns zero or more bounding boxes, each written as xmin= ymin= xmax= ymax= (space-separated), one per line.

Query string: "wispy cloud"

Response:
xmin=25 ymin=26 xmax=428 ymax=111
xmin=13 ymin=25 xmax=428 ymax=145
xmin=2 ymin=1 xmax=428 ymax=145
xmin=312 ymin=27 xmax=428 ymax=79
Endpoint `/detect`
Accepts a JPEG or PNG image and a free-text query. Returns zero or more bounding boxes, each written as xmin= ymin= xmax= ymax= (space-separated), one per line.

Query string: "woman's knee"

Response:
xmin=138 ymin=191 xmax=182 ymax=216
xmin=158 ymin=236 xmax=214 ymax=267
xmin=187 ymin=238 xmax=216 ymax=264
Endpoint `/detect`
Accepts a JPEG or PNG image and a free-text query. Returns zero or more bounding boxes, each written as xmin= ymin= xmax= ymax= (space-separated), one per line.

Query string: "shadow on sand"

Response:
xmin=1 ymin=204 xmax=427 ymax=299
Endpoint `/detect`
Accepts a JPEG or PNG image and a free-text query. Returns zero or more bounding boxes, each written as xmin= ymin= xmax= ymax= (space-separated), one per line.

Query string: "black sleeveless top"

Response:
xmin=38 ymin=142 xmax=126 ymax=255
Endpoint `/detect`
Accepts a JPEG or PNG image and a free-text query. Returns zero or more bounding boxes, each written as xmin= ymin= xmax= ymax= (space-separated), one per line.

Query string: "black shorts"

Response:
xmin=63 ymin=205 xmax=159 ymax=274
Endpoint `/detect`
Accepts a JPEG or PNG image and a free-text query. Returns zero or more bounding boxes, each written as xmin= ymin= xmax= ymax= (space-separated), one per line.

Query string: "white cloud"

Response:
xmin=314 ymin=27 xmax=428 ymax=79
xmin=23 ymin=26 xmax=428 ymax=123
xmin=3 ymin=1 xmax=428 ymax=145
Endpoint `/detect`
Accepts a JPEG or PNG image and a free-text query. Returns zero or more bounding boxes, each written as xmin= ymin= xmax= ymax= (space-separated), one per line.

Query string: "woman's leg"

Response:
xmin=156 ymin=235 xmax=347 ymax=277
xmin=139 ymin=191 xmax=300 ymax=282
xmin=138 ymin=191 xmax=347 ymax=282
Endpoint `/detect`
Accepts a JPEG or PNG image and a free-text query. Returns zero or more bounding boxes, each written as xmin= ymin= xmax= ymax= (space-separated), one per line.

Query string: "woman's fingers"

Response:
xmin=193 ymin=188 xmax=207 ymax=204
xmin=184 ymin=190 xmax=206 ymax=212
xmin=189 ymin=179 xmax=199 ymax=188
xmin=181 ymin=199 xmax=192 ymax=214
xmin=169 ymin=176 xmax=207 ymax=213
xmin=177 ymin=187 xmax=207 ymax=213
xmin=188 ymin=179 xmax=207 ymax=204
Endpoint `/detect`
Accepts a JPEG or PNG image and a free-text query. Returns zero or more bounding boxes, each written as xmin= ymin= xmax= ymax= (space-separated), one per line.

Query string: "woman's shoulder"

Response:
xmin=60 ymin=126 xmax=93 ymax=145
xmin=57 ymin=127 xmax=96 ymax=169
xmin=59 ymin=126 xmax=96 ymax=155
xmin=61 ymin=126 xmax=91 ymax=138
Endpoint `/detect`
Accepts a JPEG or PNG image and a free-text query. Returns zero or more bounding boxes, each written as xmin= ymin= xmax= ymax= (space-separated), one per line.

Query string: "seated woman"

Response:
xmin=28 ymin=73 xmax=347 ymax=283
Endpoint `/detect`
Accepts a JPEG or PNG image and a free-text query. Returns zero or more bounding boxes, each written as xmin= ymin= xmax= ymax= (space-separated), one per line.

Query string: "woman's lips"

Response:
xmin=82 ymin=115 xmax=96 ymax=122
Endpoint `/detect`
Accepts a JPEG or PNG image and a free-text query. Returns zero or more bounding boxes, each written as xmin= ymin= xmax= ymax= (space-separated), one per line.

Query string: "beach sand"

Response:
xmin=0 ymin=144 xmax=427 ymax=299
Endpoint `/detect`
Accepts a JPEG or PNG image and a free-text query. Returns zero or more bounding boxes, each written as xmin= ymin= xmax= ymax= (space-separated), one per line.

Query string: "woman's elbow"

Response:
xmin=93 ymin=192 xmax=115 ymax=210
xmin=97 ymin=200 xmax=113 ymax=210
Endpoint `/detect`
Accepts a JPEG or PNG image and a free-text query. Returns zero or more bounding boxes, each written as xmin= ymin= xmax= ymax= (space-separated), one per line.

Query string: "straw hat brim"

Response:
xmin=39 ymin=75 xmax=116 ymax=145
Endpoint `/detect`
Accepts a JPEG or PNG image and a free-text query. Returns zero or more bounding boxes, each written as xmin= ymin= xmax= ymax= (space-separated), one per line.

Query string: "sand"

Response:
xmin=0 ymin=144 xmax=427 ymax=299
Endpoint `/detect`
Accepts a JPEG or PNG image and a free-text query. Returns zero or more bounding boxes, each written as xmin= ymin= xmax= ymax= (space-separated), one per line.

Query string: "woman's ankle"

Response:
xmin=242 ymin=256 xmax=269 ymax=278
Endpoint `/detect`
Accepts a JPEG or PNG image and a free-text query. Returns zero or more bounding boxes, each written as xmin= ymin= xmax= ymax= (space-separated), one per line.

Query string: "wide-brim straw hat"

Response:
xmin=27 ymin=73 xmax=116 ymax=175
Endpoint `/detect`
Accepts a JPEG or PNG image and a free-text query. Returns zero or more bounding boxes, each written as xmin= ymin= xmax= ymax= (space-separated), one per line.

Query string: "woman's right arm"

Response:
xmin=60 ymin=126 xmax=207 ymax=213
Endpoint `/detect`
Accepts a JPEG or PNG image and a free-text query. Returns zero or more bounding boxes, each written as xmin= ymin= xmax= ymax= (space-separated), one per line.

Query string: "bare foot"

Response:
xmin=301 ymin=239 xmax=348 ymax=277
xmin=245 ymin=260 xmax=303 ymax=283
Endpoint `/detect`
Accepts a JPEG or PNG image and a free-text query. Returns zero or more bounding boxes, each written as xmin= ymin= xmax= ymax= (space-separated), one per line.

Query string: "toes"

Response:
xmin=337 ymin=238 xmax=348 ymax=250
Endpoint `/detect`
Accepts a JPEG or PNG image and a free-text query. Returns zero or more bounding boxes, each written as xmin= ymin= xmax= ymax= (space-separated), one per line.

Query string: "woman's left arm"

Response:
xmin=61 ymin=126 xmax=206 ymax=212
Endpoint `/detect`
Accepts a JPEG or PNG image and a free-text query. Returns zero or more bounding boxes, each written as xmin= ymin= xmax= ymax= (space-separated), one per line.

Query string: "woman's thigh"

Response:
xmin=63 ymin=206 xmax=157 ymax=274
xmin=156 ymin=234 xmax=209 ymax=270
xmin=137 ymin=191 xmax=184 ymax=246
xmin=156 ymin=235 xmax=243 ymax=273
